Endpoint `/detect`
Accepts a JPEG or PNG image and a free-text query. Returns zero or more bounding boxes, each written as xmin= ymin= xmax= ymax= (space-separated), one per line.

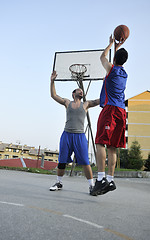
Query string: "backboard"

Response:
xmin=53 ymin=49 xmax=111 ymax=81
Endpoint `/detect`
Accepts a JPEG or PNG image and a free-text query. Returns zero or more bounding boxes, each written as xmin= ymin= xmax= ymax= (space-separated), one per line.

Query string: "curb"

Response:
xmin=63 ymin=170 xmax=150 ymax=178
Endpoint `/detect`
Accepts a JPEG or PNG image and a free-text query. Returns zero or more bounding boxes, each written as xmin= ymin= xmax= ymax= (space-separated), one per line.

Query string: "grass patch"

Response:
xmin=0 ymin=166 xmax=56 ymax=175
xmin=0 ymin=165 xmax=139 ymax=174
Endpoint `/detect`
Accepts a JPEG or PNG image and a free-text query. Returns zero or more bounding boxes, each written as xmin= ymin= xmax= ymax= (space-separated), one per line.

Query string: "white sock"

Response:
xmin=88 ymin=178 xmax=94 ymax=187
xmin=57 ymin=176 xmax=63 ymax=183
xmin=107 ymin=175 xmax=114 ymax=183
xmin=98 ymin=172 xmax=105 ymax=181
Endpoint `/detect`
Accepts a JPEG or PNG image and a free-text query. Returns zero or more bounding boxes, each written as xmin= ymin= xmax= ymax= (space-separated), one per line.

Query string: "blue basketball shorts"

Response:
xmin=58 ymin=131 xmax=90 ymax=165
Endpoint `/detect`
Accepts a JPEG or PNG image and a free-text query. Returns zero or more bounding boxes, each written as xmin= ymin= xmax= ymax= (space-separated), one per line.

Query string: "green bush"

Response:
xmin=127 ymin=141 xmax=143 ymax=170
xmin=120 ymin=149 xmax=129 ymax=169
xmin=127 ymin=158 xmax=144 ymax=170
xmin=144 ymin=153 xmax=150 ymax=171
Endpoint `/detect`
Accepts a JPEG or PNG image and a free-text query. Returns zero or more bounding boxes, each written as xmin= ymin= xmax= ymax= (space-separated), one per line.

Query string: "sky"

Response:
xmin=0 ymin=0 xmax=150 ymax=153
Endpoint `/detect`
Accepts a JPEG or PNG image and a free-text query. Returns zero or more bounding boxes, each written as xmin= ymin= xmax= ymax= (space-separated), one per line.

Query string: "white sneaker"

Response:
xmin=49 ymin=182 xmax=63 ymax=191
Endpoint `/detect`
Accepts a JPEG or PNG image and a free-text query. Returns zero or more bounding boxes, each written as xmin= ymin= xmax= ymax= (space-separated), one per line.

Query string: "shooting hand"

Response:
xmin=115 ymin=37 xmax=126 ymax=51
xmin=109 ymin=34 xmax=115 ymax=45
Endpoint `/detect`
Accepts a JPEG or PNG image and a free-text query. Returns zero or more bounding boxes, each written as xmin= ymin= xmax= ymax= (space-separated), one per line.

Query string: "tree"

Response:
xmin=144 ymin=153 xmax=150 ymax=171
xmin=127 ymin=141 xmax=143 ymax=170
xmin=120 ymin=149 xmax=129 ymax=169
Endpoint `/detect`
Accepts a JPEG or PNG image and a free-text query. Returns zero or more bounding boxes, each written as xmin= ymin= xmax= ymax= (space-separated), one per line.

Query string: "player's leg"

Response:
xmin=56 ymin=162 xmax=66 ymax=184
xmin=50 ymin=163 xmax=66 ymax=191
xmin=90 ymin=107 xmax=110 ymax=196
xmin=99 ymin=146 xmax=117 ymax=194
xmin=82 ymin=165 xmax=94 ymax=193
xmin=94 ymin=106 xmax=110 ymax=180
xmin=91 ymin=144 xmax=117 ymax=196
xmin=107 ymin=146 xmax=117 ymax=176
xmin=90 ymin=144 xmax=108 ymax=196
xmin=49 ymin=131 xmax=73 ymax=191
xmin=73 ymin=133 xmax=94 ymax=192
xmin=82 ymin=165 xmax=93 ymax=179
xmin=83 ymin=165 xmax=93 ymax=180
xmin=57 ymin=166 xmax=65 ymax=177
xmin=91 ymin=143 xmax=117 ymax=196
xmin=96 ymin=143 xmax=106 ymax=177
xmin=102 ymin=107 xmax=126 ymax=193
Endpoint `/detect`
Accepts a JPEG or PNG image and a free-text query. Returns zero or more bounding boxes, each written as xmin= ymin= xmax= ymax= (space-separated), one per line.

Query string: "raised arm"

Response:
xmin=50 ymin=71 xmax=70 ymax=107
xmin=100 ymin=35 xmax=114 ymax=74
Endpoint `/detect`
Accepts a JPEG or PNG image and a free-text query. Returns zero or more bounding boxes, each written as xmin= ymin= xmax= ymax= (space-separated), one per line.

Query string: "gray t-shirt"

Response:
xmin=64 ymin=102 xmax=86 ymax=133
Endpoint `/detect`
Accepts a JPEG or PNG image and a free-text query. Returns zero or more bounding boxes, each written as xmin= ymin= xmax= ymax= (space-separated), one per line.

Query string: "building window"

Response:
xmin=13 ymin=155 xmax=18 ymax=158
xmin=23 ymin=150 xmax=28 ymax=154
xmin=5 ymin=155 xmax=9 ymax=159
xmin=45 ymin=153 xmax=53 ymax=157
xmin=13 ymin=149 xmax=16 ymax=152
xmin=0 ymin=154 xmax=1 ymax=159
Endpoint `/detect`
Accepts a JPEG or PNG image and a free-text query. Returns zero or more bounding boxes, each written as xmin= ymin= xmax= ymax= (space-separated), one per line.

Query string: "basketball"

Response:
xmin=114 ymin=25 xmax=130 ymax=42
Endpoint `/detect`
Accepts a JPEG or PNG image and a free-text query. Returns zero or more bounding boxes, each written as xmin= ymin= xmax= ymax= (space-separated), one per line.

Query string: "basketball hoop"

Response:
xmin=69 ymin=64 xmax=87 ymax=80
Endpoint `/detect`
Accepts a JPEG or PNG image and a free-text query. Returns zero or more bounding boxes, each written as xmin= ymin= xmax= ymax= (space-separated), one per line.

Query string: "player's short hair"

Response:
xmin=72 ymin=89 xmax=76 ymax=99
xmin=114 ymin=48 xmax=128 ymax=65
xmin=72 ymin=89 xmax=76 ymax=94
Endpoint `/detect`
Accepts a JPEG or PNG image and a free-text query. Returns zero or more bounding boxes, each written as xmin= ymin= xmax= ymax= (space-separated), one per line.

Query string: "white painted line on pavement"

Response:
xmin=63 ymin=214 xmax=134 ymax=240
xmin=0 ymin=202 xmax=134 ymax=240
xmin=63 ymin=214 xmax=104 ymax=229
xmin=0 ymin=201 xmax=24 ymax=207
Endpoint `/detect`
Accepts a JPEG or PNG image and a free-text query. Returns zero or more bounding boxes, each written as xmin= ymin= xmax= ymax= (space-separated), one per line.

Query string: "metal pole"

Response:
xmin=36 ymin=145 xmax=40 ymax=168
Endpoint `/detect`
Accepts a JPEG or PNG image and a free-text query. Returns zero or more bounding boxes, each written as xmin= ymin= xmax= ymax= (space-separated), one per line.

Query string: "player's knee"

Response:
xmin=58 ymin=163 xmax=66 ymax=169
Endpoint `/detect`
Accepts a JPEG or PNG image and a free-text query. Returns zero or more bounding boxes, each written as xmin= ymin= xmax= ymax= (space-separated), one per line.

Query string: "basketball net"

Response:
xmin=69 ymin=64 xmax=87 ymax=80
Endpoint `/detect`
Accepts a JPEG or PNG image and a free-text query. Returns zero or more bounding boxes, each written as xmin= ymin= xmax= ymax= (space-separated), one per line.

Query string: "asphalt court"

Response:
xmin=0 ymin=170 xmax=150 ymax=240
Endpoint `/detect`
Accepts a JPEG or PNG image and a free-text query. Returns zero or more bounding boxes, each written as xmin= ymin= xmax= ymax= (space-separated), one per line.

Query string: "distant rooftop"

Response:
xmin=0 ymin=142 xmax=59 ymax=155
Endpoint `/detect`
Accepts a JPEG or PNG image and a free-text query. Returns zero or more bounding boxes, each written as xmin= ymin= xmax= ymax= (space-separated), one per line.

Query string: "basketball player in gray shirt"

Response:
xmin=49 ymin=71 xmax=99 ymax=194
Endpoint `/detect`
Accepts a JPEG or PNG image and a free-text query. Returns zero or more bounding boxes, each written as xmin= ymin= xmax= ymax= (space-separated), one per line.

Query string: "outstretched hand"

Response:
xmin=51 ymin=71 xmax=57 ymax=82
xmin=109 ymin=34 xmax=115 ymax=45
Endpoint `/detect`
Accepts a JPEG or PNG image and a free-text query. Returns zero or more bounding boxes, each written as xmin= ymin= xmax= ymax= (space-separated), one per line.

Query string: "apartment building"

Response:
xmin=125 ymin=90 xmax=150 ymax=159
xmin=0 ymin=142 xmax=59 ymax=162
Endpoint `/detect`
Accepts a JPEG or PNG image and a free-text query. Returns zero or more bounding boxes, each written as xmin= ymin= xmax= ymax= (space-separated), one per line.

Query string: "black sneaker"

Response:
xmin=90 ymin=178 xmax=109 ymax=196
xmin=101 ymin=181 xmax=116 ymax=195
xmin=89 ymin=185 xmax=95 ymax=195
xmin=49 ymin=182 xmax=63 ymax=191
